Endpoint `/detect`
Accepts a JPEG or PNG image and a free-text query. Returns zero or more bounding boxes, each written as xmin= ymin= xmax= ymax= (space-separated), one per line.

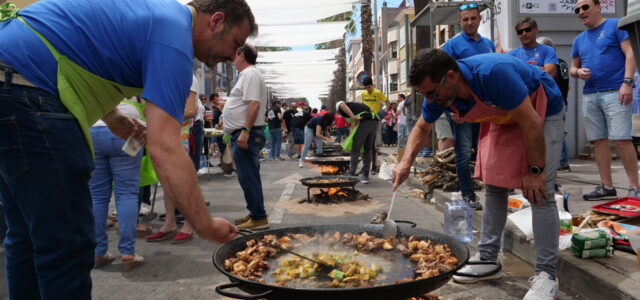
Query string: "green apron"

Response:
xmin=121 ymin=99 xmax=158 ymax=187
xmin=2 ymin=3 xmax=143 ymax=153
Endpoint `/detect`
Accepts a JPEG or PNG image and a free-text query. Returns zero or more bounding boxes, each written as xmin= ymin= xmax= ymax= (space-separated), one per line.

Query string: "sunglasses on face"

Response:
xmin=574 ymin=4 xmax=590 ymax=14
xmin=423 ymin=74 xmax=448 ymax=100
xmin=516 ymin=26 xmax=533 ymax=35
xmin=459 ymin=3 xmax=478 ymax=11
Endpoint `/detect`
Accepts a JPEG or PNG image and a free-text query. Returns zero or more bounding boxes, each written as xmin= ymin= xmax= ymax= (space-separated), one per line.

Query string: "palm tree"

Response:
xmin=360 ymin=0 xmax=373 ymax=74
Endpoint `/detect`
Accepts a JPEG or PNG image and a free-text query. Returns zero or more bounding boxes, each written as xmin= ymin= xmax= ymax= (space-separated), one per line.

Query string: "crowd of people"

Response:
xmin=0 ymin=0 xmax=638 ymax=300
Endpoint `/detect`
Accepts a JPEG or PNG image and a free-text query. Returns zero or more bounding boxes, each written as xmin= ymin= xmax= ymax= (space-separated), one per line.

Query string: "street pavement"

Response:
xmin=0 ymin=151 xmax=582 ymax=299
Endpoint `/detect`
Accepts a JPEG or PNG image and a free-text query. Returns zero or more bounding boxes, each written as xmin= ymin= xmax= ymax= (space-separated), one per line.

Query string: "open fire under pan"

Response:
xmin=299 ymin=175 xmax=359 ymax=203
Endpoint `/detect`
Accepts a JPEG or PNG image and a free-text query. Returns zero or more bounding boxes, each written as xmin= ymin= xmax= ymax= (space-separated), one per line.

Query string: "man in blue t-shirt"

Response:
xmin=0 ymin=0 xmax=256 ymax=298
xmin=440 ymin=3 xmax=496 ymax=210
xmin=509 ymin=17 xmax=559 ymax=80
xmin=392 ymin=49 xmax=564 ymax=300
xmin=570 ymin=0 xmax=640 ymax=201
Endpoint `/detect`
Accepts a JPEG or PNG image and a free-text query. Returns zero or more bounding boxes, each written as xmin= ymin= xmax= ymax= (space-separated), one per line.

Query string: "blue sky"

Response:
xmin=291 ymin=0 xmax=406 ymax=51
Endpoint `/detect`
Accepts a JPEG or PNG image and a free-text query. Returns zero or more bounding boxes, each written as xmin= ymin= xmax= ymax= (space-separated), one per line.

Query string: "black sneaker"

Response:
xmin=583 ymin=184 xmax=617 ymax=201
xmin=558 ymin=164 xmax=571 ymax=172
xmin=463 ymin=194 xmax=483 ymax=210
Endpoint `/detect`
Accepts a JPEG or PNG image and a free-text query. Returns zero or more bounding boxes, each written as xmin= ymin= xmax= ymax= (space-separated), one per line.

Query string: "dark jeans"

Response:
xmin=349 ymin=120 xmax=377 ymax=177
xmin=269 ymin=128 xmax=283 ymax=159
xmin=384 ymin=124 xmax=397 ymax=145
xmin=0 ymin=200 xmax=5 ymax=244
xmin=449 ymin=116 xmax=480 ymax=197
xmin=0 ymin=84 xmax=95 ymax=299
xmin=190 ymin=120 xmax=204 ymax=170
xmin=231 ymin=129 xmax=267 ymax=219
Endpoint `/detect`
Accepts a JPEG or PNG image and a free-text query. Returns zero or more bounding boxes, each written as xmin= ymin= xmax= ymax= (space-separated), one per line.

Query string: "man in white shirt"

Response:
xmin=222 ymin=44 xmax=269 ymax=230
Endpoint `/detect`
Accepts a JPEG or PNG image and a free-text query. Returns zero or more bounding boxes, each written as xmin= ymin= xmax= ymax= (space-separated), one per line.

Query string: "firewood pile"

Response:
xmin=416 ymin=147 xmax=483 ymax=198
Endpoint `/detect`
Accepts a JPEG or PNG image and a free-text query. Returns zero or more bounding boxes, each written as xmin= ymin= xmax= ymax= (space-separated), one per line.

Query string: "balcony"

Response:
xmin=387 ymin=59 xmax=399 ymax=75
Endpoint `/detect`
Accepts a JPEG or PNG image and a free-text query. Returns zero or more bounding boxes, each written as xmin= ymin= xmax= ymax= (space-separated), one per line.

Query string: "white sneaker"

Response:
xmin=523 ymin=271 xmax=558 ymax=300
xmin=139 ymin=203 xmax=151 ymax=216
xmin=452 ymin=253 xmax=503 ymax=284
xmin=298 ymin=162 xmax=304 ymax=168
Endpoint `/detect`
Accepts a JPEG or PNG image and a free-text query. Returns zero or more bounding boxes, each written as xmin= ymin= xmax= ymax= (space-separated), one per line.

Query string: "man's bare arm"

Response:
xmin=145 ymin=102 xmax=237 ymax=243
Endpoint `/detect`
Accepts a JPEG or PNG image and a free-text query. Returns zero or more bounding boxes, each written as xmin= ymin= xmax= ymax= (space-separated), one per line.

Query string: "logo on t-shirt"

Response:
xmin=598 ymin=30 xmax=606 ymax=40
xmin=267 ymin=109 xmax=276 ymax=120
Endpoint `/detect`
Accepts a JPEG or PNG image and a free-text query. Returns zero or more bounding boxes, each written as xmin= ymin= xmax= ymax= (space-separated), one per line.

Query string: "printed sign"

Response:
xmin=519 ymin=0 xmax=616 ymax=14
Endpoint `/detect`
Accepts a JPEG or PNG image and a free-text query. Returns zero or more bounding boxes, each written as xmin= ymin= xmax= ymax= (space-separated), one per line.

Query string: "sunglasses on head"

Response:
xmin=574 ymin=4 xmax=590 ymax=14
xmin=516 ymin=26 xmax=533 ymax=35
xmin=459 ymin=3 xmax=478 ymax=11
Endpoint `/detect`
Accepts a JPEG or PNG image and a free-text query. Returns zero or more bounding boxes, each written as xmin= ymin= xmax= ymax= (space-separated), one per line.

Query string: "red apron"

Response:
xmin=450 ymin=85 xmax=549 ymax=189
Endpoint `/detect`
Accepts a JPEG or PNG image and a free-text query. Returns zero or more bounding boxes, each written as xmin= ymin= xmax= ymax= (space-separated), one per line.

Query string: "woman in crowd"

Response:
xmin=384 ymin=102 xmax=398 ymax=146
xmin=298 ymin=112 xmax=336 ymax=168
xmin=91 ymin=97 xmax=145 ymax=271
xmin=145 ymin=75 xmax=199 ymax=243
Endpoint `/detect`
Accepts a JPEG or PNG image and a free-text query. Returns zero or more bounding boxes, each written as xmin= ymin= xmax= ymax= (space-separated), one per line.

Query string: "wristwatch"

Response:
xmin=241 ymin=127 xmax=250 ymax=133
xmin=529 ymin=165 xmax=544 ymax=176
xmin=623 ymin=78 xmax=634 ymax=86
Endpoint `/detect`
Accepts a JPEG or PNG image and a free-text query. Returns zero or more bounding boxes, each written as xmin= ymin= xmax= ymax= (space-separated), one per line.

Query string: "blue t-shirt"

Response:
xmin=572 ymin=18 xmax=629 ymax=93
xmin=442 ymin=32 xmax=495 ymax=60
xmin=508 ymin=44 xmax=559 ymax=67
xmin=0 ymin=0 xmax=194 ymax=122
xmin=306 ymin=115 xmax=329 ymax=130
xmin=421 ymin=54 xmax=564 ymax=123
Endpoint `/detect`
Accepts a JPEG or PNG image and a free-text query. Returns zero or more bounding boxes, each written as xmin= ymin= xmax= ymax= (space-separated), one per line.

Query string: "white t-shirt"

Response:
xmin=397 ymin=100 xmax=407 ymax=125
xmin=223 ymin=66 xmax=267 ymax=133
xmin=93 ymin=97 xmax=142 ymax=127
xmin=195 ymin=100 xmax=205 ymax=122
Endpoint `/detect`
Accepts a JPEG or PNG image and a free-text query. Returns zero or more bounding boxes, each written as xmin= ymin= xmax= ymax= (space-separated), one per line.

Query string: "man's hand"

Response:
xmin=392 ymin=163 xmax=411 ymax=191
xmin=576 ymin=68 xmax=591 ymax=81
xmin=619 ymin=84 xmax=633 ymax=105
xmin=199 ymin=217 xmax=238 ymax=243
xmin=237 ymin=131 xmax=249 ymax=149
xmin=103 ymin=109 xmax=146 ymax=141
xmin=522 ymin=173 xmax=547 ymax=205
xmin=450 ymin=112 xmax=463 ymax=124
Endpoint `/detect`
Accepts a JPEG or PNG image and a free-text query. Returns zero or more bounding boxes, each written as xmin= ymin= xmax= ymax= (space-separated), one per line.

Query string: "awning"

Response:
xmin=411 ymin=1 xmax=492 ymax=27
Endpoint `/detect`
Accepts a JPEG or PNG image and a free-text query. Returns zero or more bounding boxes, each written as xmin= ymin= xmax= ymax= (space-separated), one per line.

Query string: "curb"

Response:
xmin=406 ymin=174 xmax=640 ymax=300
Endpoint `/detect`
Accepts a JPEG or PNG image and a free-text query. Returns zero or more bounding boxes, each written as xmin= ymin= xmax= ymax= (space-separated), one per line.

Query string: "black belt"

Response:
xmin=0 ymin=60 xmax=38 ymax=89
xmin=231 ymin=126 xmax=264 ymax=136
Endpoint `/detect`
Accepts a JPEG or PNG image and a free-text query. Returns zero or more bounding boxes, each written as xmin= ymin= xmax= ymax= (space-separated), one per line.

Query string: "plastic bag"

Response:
xmin=377 ymin=162 xmax=395 ymax=181
xmin=220 ymin=144 xmax=234 ymax=173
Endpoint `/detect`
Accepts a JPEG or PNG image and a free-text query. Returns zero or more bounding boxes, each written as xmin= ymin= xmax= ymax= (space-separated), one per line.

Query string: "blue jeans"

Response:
xmin=450 ymin=119 xmax=480 ymax=197
xmin=560 ymin=137 xmax=569 ymax=166
xmin=0 ymin=85 xmax=94 ymax=299
xmin=336 ymin=127 xmax=350 ymax=143
xmin=300 ymin=127 xmax=323 ymax=162
xmin=231 ymin=129 xmax=267 ymax=219
xmin=90 ymin=126 xmax=142 ymax=256
xmin=583 ymin=90 xmax=633 ymax=141
xmin=269 ymin=128 xmax=283 ymax=159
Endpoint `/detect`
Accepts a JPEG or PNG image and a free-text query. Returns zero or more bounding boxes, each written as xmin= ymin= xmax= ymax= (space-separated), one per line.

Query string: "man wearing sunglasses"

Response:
xmin=509 ymin=18 xmax=558 ymax=79
xmin=393 ymin=49 xmax=565 ymax=300
xmin=439 ymin=3 xmax=496 ymax=211
xmin=571 ymin=0 xmax=640 ymax=200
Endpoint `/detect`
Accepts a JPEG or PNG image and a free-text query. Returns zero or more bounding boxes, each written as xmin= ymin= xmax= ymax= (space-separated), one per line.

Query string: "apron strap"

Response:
xmin=16 ymin=16 xmax=63 ymax=60
xmin=0 ymin=3 xmax=19 ymax=22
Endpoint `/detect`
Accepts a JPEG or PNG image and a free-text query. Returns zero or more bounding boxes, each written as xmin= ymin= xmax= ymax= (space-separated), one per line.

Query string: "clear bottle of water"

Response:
xmin=444 ymin=192 xmax=474 ymax=243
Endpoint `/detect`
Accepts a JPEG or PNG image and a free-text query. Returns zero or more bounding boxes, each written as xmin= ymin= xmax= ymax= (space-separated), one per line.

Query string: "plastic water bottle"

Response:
xmin=444 ymin=192 xmax=474 ymax=243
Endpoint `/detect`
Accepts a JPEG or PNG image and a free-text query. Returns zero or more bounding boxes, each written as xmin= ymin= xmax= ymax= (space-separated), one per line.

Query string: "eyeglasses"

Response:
xmin=574 ymin=4 xmax=590 ymax=14
xmin=423 ymin=74 xmax=447 ymax=99
xmin=516 ymin=26 xmax=533 ymax=35
xmin=459 ymin=3 xmax=478 ymax=11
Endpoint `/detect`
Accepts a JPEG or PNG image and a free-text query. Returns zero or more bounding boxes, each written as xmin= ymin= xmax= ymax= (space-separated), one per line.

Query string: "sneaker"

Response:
xmin=463 ymin=194 xmax=483 ymax=210
xmin=139 ymin=203 xmax=151 ymax=216
xmin=452 ymin=253 xmax=503 ymax=284
xmin=234 ymin=215 xmax=251 ymax=225
xmin=298 ymin=162 xmax=304 ymax=168
xmin=276 ymin=157 xmax=285 ymax=161
xmin=583 ymin=184 xmax=617 ymax=201
xmin=223 ymin=171 xmax=237 ymax=177
xmin=629 ymin=187 xmax=640 ymax=198
xmin=371 ymin=168 xmax=379 ymax=176
xmin=523 ymin=271 xmax=558 ymax=300
xmin=360 ymin=176 xmax=369 ymax=184
xmin=238 ymin=217 xmax=269 ymax=230
xmin=558 ymin=164 xmax=571 ymax=172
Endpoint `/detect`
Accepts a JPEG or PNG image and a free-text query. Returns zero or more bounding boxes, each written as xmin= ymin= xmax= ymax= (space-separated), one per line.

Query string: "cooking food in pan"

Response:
xmin=223 ymin=232 xmax=459 ymax=288
xmin=305 ymin=178 xmax=353 ymax=185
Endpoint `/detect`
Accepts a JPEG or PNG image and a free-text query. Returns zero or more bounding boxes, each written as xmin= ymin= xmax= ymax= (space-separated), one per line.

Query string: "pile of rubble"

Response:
xmin=416 ymin=147 xmax=483 ymax=198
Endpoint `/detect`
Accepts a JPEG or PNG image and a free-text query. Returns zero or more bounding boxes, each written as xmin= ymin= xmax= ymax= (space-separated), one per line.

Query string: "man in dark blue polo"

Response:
xmin=441 ymin=3 xmax=495 ymax=210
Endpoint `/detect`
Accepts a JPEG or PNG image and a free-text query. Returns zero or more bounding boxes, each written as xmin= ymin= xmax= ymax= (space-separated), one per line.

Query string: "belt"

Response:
xmin=584 ymin=89 xmax=619 ymax=94
xmin=0 ymin=68 xmax=38 ymax=88
xmin=231 ymin=126 xmax=264 ymax=136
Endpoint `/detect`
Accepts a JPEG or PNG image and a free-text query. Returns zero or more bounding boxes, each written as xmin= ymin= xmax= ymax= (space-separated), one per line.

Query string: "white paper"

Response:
xmin=508 ymin=207 xmax=534 ymax=240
